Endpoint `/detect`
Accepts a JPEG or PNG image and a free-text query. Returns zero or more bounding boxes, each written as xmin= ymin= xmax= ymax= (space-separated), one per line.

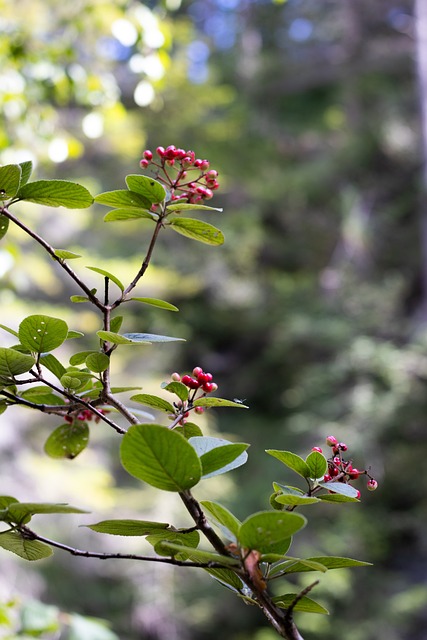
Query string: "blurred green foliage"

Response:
xmin=1 ymin=0 xmax=427 ymax=639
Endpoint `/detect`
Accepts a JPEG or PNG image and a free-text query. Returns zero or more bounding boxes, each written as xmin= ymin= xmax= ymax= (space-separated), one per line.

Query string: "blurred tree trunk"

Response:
xmin=415 ymin=0 xmax=427 ymax=319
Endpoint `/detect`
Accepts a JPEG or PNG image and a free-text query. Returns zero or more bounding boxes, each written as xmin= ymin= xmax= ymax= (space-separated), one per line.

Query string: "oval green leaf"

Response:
xmin=318 ymin=481 xmax=360 ymax=498
xmin=54 ymin=249 xmax=82 ymax=260
xmin=0 ymin=531 xmax=52 ymax=561
xmin=193 ymin=397 xmax=248 ymax=409
xmin=0 ymin=347 xmax=35 ymax=378
xmin=0 ymin=164 xmax=22 ymax=198
xmin=125 ymin=174 xmax=166 ymax=204
xmin=19 ymin=315 xmax=69 ymax=354
xmin=266 ymin=450 xmax=311 ymax=479
xmin=44 ymin=422 xmax=89 ymax=459
xmin=85 ymin=519 xmax=170 ymax=536
xmin=86 ymin=267 xmax=124 ymax=291
xmin=130 ymin=393 xmax=175 ymax=413
xmin=17 ymin=180 xmax=93 ymax=208
xmin=169 ymin=218 xmax=224 ymax=246
xmin=95 ymin=189 xmax=152 ymax=209
xmin=238 ymin=511 xmax=306 ymax=554
xmin=272 ymin=594 xmax=329 ymax=615
xmin=306 ymin=451 xmax=328 ymax=479
xmin=161 ymin=381 xmax=189 ymax=401
xmin=120 ymin=424 xmax=202 ymax=491
xmin=199 ymin=500 xmax=241 ymax=541
xmin=103 ymin=208 xmax=156 ymax=222
xmin=18 ymin=160 xmax=33 ymax=188
xmin=85 ymin=352 xmax=110 ymax=373
xmin=189 ymin=436 xmax=249 ymax=478
xmin=130 ymin=297 xmax=178 ymax=312
xmin=166 ymin=203 xmax=223 ymax=213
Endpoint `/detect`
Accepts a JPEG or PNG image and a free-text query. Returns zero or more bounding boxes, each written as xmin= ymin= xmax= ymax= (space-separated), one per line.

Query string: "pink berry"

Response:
xmin=323 ymin=473 xmax=332 ymax=482
xmin=171 ymin=372 xmax=181 ymax=382
xmin=194 ymin=406 xmax=205 ymax=414
xmin=140 ymin=159 xmax=149 ymax=168
xmin=156 ymin=146 xmax=165 ymax=157
xmin=355 ymin=489 xmax=361 ymax=499
xmin=311 ymin=447 xmax=323 ymax=453
xmin=338 ymin=442 xmax=348 ymax=452
xmin=192 ymin=366 xmax=203 ymax=377
xmin=143 ymin=149 xmax=153 ymax=160
xmin=367 ymin=479 xmax=378 ymax=491
xmin=326 ymin=435 xmax=338 ymax=447
xmin=200 ymin=159 xmax=210 ymax=170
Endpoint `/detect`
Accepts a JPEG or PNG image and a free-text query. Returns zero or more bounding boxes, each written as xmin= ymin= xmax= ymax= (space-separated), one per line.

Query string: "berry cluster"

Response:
xmin=140 ymin=145 xmax=220 ymax=204
xmin=64 ymin=403 xmax=108 ymax=425
xmin=168 ymin=366 xmax=218 ymax=426
xmin=312 ymin=435 xmax=378 ymax=497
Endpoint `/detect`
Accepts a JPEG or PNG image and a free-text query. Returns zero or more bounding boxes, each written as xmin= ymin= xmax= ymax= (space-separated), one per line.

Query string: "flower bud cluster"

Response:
xmin=311 ymin=435 xmax=378 ymax=497
xmin=140 ymin=145 xmax=220 ymax=204
xmin=169 ymin=366 xmax=218 ymax=425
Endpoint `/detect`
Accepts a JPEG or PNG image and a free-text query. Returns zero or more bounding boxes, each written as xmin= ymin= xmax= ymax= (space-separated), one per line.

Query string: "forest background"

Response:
xmin=0 ymin=1 xmax=426 ymax=639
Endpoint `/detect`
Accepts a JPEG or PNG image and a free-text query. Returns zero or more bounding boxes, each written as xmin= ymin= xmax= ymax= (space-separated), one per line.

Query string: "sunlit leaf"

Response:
xmin=0 ymin=347 xmax=35 ymax=378
xmin=272 ymin=594 xmax=329 ymax=615
xmin=265 ymin=450 xmax=311 ymax=479
xmin=85 ymin=519 xmax=170 ymax=536
xmin=19 ymin=315 xmax=68 ymax=353
xmin=200 ymin=500 xmax=241 ymax=541
xmin=161 ymin=381 xmax=189 ymax=401
xmin=305 ymin=451 xmax=328 ymax=479
xmin=169 ymin=217 xmax=224 ymax=245
xmin=54 ymin=249 xmax=82 ymax=260
xmin=85 ymin=352 xmax=110 ymax=373
xmin=17 ymin=180 xmax=93 ymax=208
xmin=130 ymin=297 xmax=178 ymax=311
xmin=193 ymin=397 xmax=248 ymax=409
xmin=0 ymin=164 xmax=22 ymax=198
xmin=95 ymin=189 xmax=152 ymax=209
xmin=18 ymin=160 xmax=33 ymax=188
xmin=103 ymin=208 xmax=156 ymax=222
xmin=120 ymin=424 xmax=202 ymax=491
xmin=189 ymin=436 xmax=249 ymax=478
xmin=86 ymin=267 xmax=124 ymax=291
xmin=166 ymin=203 xmax=223 ymax=213
xmin=125 ymin=174 xmax=166 ymax=204
xmin=238 ymin=511 xmax=306 ymax=554
xmin=0 ymin=531 xmax=52 ymax=561
xmin=130 ymin=393 xmax=175 ymax=413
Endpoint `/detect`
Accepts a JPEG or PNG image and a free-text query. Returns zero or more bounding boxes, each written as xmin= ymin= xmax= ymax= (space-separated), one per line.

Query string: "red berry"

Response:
xmin=156 ymin=146 xmax=165 ymax=157
xmin=200 ymin=159 xmax=210 ymax=170
xmin=181 ymin=375 xmax=193 ymax=386
xmin=202 ymin=382 xmax=214 ymax=393
xmin=355 ymin=489 xmax=361 ymax=499
xmin=206 ymin=170 xmax=218 ymax=179
xmin=194 ymin=406 xmax=205 ymax=414
xmin=202 ymin=188 xmax=213 ymax=200
xmin=143 ymin=149 xmax=153 ymax=160
xmin=194 ymin=158 xmax=203 ymax=168
xmin=164 ymin=145 xmax=177 ymax=159
xmin=338 ymin=442 xmax=348 ymax=452
xmin=323 ymin=473 xmax=332 ymax=482
xmin=367 ymin=479 xmax=378 ymax=491
xmin=192 ymin=366 xmax=203 ymax=377
xmin=326 ymin=435 xmax=338 ymax=447
xmin=140 ymin=159 xmax=149 ymax=168
xmin=348 ymin=468 xmax=360 ymax=480
xmin=311 ymin=447 xmax=323 ymax=453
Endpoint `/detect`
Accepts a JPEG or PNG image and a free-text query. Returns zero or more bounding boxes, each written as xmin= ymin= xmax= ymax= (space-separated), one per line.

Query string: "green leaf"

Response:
xmin=125 ymin=174 xmax=166 ymax=204
xmin=317 ymin=493 xmax=360 ymax=503
xmin=0 ymin=531 xmax=52 ymax=561
xmin=174 ymin=422 xmax=203 ymax=438
xmin=272 ymin=594 xmax=329 ymax=615
xmin=268 ymin=558 xmax=329 ymax=576
xmin=40 ymin=354 xmax=66 ymax=380
xmin=85 ymin=519 xmax=170 ymax=536
xmin=192 ymin=397 xmax=249 ymax=409
xmin=0 ymin=215 xmax=9 ymax=241
xmin=95 ymin=189 xmax=152 ymax=209
xmin=0 ymin=164 xmax=22 ymax=198
xmin=284 ymin=556 xmax=372 ymax=573
xmin=130 ymin=393 xmax=175 ymax=413
xmin=266 ymin=450 xmax=311 ymax=479
xmin=199 ymin=500 xmax=241 ymax=541
xmin=189 ymin=436 xmax=249 ymax=478
xmin=103 ymin=208 xmax=156 ymax=222
xmin=53 ymin=249 xmax=82 ymax=260
xmin=85 ymin=352 xmax=110 ymax=373
xmin=86 ymin=267 xmax=124 ymax=291
xmin=161 ymin=381 xmax=189 ymax=401
xmin=166 ymin=203 xmax=223 ymax=213
xmin=19 ymin=600 xmax=60 ymax=634
xmin=204 ymin=567 xmax=244 ymax=592
xmin=120 ymin=424 xmax=202 ymax=491
xmin=110 ymin=316 xmax=123 ymax=333
xmin=17 ymin=180 xmax=93 ymax=208
xmin=70 ymin=295 xmax=90 ymax=303
xmin=69 ymin=351 xmax=97 ymax=366
xmin=6 ymin=502 xmax=87 ymax=525
xmin=21 ymin=386 xmax=65 ymax=405
xmin=66 ymin=330 xmax=84 ymax=340
xmin=96 ymin=331 xmax=134 ymax=345
xmin=274 ymin=494 xmax=320 ymax=506
xmin=146 ymin=530 xmax=199 ymax=556
xmin=122 ymin=332 xmax=185 ymax=343
xmin=19 ymin=315 xmax=68 ymax=354
xmin=238 ymin=511 xmax=306 ymax=554
xmin=306 ymin=451 xmax=328 ymax=479
xmin=18 ymin=160 xmax=33 ymax=188
xmin=318 ymin=481 xmax=360 ymax=498
xmin=130 ymin=297 xmax=178 ymax=311
xmin=157 ymin=542 xmax=238 ymax=566
xmin=169 ymin=218 xmax=224 ymax=245
xmin=44 ymin=422 xmax=89 ymax=459
xmin=0 ymin=347 xmax=35 ymax=378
